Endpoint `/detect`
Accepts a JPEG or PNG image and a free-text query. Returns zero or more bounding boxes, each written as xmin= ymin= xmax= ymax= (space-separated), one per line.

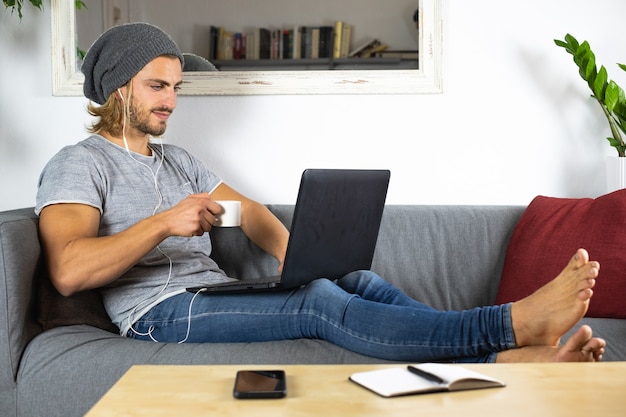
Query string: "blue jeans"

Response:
xmin=127 ymin=270 xmax=516 ymax=363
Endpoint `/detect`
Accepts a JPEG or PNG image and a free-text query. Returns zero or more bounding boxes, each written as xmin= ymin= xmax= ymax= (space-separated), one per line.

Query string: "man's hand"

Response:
xmin=159 ymin=193 xmax=222 ymax=238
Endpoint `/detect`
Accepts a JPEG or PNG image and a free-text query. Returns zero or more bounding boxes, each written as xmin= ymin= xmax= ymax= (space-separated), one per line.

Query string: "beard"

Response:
xmin=128 ymin=97 xmax=172 ymax=137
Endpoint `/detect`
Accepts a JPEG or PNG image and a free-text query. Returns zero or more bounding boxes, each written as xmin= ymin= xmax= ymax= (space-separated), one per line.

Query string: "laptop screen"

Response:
xmin=281 ymin=169 xmax=390 ymax=287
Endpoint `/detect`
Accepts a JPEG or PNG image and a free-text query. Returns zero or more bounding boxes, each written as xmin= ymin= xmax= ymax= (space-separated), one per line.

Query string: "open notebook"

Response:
xmin=350 ymin=363 xmax=505 ymax=397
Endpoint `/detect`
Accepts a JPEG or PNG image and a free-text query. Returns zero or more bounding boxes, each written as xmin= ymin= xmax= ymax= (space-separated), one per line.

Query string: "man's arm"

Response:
xmin=211 ymin=183 xmax=289 ymax=271
xmin=39 ymin=194 xmax=221 ymax=296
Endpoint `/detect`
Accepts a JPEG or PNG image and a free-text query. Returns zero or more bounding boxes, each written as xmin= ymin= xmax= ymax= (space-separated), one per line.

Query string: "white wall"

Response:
xmin=1 ymin=0 xmax=626 ymax=211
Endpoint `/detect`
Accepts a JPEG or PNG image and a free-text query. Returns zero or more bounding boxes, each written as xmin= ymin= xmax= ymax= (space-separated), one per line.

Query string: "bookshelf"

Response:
xmin=214 ymin=58 xmax=418 ymax=72
xmin=207 ymin=22 xmax=419 ymax=72
xmin=52 ymin=0 xmax=442 ymax=96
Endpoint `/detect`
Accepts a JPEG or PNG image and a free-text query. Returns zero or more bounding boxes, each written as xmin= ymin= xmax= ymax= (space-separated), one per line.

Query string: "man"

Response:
xmin=36 ymin=23 xmax=605 ymax=363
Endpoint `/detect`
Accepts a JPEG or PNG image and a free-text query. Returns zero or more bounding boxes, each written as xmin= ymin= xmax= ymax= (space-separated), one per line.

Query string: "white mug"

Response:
xmin=214 ymin=200 xmax=241 ymax=227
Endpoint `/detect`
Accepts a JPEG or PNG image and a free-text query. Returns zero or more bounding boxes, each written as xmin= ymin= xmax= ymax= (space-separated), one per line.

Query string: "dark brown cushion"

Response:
xmin=37 ymin=269 xmax=119 ymax=334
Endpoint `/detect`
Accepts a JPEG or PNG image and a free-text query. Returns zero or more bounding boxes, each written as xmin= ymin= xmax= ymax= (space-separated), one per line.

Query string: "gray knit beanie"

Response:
xmin=81 ymin=23 xmax=184 ymax=105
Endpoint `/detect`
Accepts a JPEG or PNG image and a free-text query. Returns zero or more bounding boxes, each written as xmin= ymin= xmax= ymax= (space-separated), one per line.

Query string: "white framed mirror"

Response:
xmin=51 ymin=0 xmax=442 ymax=96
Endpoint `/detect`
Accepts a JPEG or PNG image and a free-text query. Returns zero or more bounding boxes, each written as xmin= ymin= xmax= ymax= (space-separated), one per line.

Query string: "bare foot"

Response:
xmin=510 ymin=248 xmax=599 ymax=347
xmin=496 ymin=325 xmax=606 ymax=363
xmin=554 ymin=325 xmax=605 ymax=362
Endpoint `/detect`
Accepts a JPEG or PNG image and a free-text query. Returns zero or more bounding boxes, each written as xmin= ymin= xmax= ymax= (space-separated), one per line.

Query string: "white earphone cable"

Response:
xmin=116 ymin=87 xmax=194 ymax=343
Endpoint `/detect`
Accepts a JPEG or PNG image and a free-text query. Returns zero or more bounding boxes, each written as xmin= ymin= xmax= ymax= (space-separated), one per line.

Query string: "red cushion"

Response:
xmin=495 ymin=190 xmax=626 ymax=318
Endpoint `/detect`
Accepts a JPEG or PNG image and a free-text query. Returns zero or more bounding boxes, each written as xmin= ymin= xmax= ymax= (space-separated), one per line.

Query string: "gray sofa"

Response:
xmin=2 ymin=205 xmax=625 ymax=417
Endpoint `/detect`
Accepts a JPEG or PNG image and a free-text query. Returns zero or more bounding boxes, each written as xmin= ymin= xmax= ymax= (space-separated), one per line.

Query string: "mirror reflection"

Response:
xmin=76 ymin=0 xmax=419 ymax=72
xmin=54 ymin=0 xmax=441 ymax=95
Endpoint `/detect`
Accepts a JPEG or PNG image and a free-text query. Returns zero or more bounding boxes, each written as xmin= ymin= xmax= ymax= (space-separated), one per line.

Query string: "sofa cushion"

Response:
xmin=371 ymin=205 xmax=523 ymax=310
xmin=495 ymin=190 xmax=626 ymax=318
xmin=0 ymin=209 xmax=43 ymax=388
xmin=18 ymin=325 xmax=390 ymax=417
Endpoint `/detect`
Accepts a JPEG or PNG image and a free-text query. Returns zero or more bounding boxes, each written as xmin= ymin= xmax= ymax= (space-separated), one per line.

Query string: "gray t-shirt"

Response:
xmin=36 ymin=135 xmax=234 ymax=335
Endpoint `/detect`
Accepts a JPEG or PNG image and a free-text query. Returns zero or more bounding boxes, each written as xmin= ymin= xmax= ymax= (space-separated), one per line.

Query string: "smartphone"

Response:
xmin=233 ymin=370 xmax=287 ymax=399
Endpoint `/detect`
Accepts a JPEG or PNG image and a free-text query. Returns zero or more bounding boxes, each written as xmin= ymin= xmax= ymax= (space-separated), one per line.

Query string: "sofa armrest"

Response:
xmin=0 ymin=208 xmax=43 ymax=389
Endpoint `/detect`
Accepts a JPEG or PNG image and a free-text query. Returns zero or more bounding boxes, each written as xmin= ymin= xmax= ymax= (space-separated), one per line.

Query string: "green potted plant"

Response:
xmin=555 ymin=34 xmax=626 ymax=191
xmin=555 ymin=34 xmax=626 ymax=157
xmin=3 ymin=0 xmax=85 ymax=19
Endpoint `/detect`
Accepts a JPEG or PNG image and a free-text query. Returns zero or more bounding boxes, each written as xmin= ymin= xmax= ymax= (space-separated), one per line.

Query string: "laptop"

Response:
xmin=187 ymin=168 xmax=390 ymax=294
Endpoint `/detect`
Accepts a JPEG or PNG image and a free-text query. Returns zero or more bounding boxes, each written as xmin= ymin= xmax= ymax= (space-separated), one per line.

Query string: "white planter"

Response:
xmin=606 ymin=156 xmax=626 ymax=192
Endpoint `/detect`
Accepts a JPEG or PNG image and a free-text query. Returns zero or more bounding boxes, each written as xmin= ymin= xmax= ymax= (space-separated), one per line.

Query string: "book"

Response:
xmin=374 ymin=50 xmax=419 ymax=59
xmin=244 ymin=31 xmax=257 ymax=60
xmin=282 ymin=29 xmax=292 ymax=59
xmin=301 ymin=26 xmax=311 ymax=58
xmin=258 ymin=28 xmax=271 ymax=60
xmin=216 ymin=27 xmax=233 ymax=60
xmin=221 ymin=31 xmax=233 ymax=60
xmin=292 ymin=25 xmax=301 ymax=59
xmin=270 ymin=29 xmax=281 ymax=59
xmin=311 ymin=27 xmax=320 ymax=59
xmin=333 ymin=20 xmax=343 ymax=58
xmin=233 ymin=33 xmax=243 ymax=60
xmin=318 ymin=26 xmax=333 ymax=58
xmin=339 ymin=23 xmax=352 ymax=58
xmin=348 ymin=38 xmax=386 ymax=58
xmin=208 ymin=25 xmax=219 ymax=60
xmin=361 ymin=43 xmax=388 ymax=58
xmin=349 ymin=363 xmax=505 ymax=398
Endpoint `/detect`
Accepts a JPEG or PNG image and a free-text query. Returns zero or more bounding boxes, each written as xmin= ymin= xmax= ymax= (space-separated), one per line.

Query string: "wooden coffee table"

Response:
xmin=85 ymin=362 xmax=626 ymax=416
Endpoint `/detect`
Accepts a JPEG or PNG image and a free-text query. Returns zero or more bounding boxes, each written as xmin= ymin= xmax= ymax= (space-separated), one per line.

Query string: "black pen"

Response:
xmin=407 ymin=365 xmax=445 ymax=384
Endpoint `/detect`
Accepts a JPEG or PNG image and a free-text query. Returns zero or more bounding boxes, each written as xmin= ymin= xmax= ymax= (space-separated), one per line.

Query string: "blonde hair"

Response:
xmin=86 ymin=81 xmax=133 ymax=137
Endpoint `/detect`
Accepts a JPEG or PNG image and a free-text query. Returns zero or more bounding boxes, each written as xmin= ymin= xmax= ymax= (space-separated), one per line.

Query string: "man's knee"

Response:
xmin=338 ymin=270 xmax=384 ymax=291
